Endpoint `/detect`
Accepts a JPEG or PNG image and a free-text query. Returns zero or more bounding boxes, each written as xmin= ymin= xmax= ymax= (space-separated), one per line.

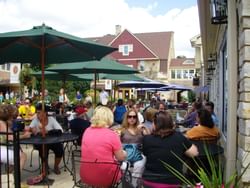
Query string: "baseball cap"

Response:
xmin=75 ymin=106 xmax=87 ymax=115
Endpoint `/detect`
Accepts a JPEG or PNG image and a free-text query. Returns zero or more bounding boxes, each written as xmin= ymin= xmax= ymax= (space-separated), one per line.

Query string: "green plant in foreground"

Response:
xmin=162 ymin=145 xmax=250 ymax=188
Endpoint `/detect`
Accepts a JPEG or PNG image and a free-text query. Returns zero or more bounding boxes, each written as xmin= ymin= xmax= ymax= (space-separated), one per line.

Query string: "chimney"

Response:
xmin=115 ymin=25 xmax=121 ymax=35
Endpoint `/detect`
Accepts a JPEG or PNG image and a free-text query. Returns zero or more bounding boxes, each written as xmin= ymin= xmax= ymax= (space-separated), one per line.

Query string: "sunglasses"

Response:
xmin=127 ymin=115 xmax=137 ymax=119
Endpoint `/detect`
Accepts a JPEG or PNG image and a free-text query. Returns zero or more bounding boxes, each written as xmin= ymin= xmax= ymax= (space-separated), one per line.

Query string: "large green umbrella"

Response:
xmin=74 ymin=73 xmax=144 ymax=81
xmin=47 ymin=58 xmax=139 ymax=104
xmin=0 ymin=24 xmax=116 ymax=133
xmin=0 ymin=24 xmax=116 ymax=183
xmin=0 ymin=24 xmax=116 ymax=104
xmin=47 ymin=58 xmax=138 ymax=74
xmin=32 ymin=71 xmax=92 ymax=83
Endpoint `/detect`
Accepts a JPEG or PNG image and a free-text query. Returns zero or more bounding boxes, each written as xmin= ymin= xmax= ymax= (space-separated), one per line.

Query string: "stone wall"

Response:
xmin=237 ymin=0 xmax=250 ymax=185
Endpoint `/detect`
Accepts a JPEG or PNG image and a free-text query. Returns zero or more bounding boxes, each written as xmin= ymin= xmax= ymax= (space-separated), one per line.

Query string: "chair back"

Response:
xmin=71 ymin=150 xmax=123 ymax=188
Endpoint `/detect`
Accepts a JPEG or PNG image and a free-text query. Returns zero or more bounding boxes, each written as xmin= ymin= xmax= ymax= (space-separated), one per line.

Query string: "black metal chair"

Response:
xmin=71 ymin=149 xmax=131 ymax=188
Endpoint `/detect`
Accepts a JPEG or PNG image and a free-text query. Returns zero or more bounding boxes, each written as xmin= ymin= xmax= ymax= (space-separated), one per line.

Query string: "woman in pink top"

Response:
xmin=80 ymin=106 xmax=127 ymax=187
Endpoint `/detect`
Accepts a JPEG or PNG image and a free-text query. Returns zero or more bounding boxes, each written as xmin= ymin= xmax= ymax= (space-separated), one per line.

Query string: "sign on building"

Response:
xmin=10 ymin=63 xmax=21 ymax=84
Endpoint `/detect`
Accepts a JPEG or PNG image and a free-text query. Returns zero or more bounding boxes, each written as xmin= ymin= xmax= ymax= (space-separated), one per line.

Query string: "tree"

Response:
xmin=19 ymin=64 xmax=36 ymax=97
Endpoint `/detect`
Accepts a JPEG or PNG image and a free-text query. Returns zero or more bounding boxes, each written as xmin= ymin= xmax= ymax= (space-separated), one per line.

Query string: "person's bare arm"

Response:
xmin=114 ymin=148 xmax=127 ymax=161
xmin=184 ymin=144 xmax=199 ymax=157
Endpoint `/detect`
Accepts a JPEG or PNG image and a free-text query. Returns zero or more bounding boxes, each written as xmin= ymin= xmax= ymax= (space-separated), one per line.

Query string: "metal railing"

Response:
xmin=0 ymin=129 xmax=21 ymax=188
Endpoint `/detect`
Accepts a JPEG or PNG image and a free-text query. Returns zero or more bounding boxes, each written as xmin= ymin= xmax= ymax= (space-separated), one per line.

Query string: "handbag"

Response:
xmin=123 ymin=144 xmax=143 ymax=163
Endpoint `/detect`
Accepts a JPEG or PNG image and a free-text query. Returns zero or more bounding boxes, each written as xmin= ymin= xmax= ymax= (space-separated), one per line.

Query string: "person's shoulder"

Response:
xmin=143 ymin=134 xmax=154 ymax=141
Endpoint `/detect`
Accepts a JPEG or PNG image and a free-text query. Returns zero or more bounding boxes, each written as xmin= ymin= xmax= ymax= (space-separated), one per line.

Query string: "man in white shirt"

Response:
xmin=99 ymin=88 xmax=109 ymax=105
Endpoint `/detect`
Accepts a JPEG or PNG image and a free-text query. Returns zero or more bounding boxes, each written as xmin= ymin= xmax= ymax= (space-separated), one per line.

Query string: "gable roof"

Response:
xmin=170 ymin=58 xmax=195 ymax=68
xmin=88 ymin=30 xmax=173 ymax=60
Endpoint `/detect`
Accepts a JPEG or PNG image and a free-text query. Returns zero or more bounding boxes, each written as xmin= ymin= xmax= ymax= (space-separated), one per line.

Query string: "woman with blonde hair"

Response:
xmin=80 ymin=106 xmax=127 ymax=187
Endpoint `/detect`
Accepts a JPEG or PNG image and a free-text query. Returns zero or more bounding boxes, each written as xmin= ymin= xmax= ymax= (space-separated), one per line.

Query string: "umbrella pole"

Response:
xmin=41 ymin=35 xmax=46 ymax=179
xmin=94 ymin=71 xmax=97 ymax=106
xmin=114 ymin=80 xmax=117 ymax=101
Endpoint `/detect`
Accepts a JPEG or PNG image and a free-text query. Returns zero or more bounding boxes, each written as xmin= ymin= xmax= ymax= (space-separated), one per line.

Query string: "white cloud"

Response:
xmin=0 ymin=0 xmax=200 ymax=57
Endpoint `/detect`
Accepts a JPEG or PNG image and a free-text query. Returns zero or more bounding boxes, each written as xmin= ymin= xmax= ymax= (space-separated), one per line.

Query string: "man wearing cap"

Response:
xmin=69 ymin=106 xmax=91 ymax=145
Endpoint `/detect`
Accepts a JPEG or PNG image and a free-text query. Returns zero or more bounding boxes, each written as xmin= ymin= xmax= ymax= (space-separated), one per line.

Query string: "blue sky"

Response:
xmin=0 ymin=0 xmax=199 ymax=57
xmin=125 ymin=0 xmax=197 ymax=15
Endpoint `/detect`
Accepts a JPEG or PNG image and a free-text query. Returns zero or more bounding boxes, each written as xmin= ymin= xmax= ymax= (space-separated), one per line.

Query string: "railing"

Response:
xmin=0 ymin=129 xmax=21 ymax=188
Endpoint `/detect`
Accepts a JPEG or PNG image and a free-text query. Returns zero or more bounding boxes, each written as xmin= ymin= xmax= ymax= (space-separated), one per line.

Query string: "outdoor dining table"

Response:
xmin=20 ymin=132 xmax=79 ymax=185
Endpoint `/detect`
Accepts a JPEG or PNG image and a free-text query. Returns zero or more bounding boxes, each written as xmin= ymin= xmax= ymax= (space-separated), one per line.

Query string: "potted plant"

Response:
xmin=162 ymin=145 xmax=250 ymax=188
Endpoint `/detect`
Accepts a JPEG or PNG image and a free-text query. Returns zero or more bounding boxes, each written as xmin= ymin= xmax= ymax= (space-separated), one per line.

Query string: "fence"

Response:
xmin=0 ymin=128 xmax=21 ymax=188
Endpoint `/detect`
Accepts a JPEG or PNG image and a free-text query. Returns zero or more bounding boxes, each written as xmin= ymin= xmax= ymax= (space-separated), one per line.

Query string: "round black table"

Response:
xmin=20 ymin=132 xmax=79 ymax=185
xmin=20 ymin=132 xmax=79 ymax=145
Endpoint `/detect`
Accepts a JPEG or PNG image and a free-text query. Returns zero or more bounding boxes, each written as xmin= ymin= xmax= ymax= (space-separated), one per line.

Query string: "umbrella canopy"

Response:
xmin=159 ymin=84 xmax=193 ymax=91
xmin=0 ymin=24 xmax=116 ymax=182
xmin=74 ymin=73 xmax=144 ymax=81
xmin=194 ymin=85 xmax=209 ymax=93
xmin=0 ymin=24 xmax=116 ymax=64
xmin=47 ymin=58 xmax=139 ymax=104
xmin=32 ymin=71 xmax=92 ymax=82
xmin=0 ymin=24 xmax=116 ymax=138
xmin=117 ymin=79 xmax=167 ymax=88
xmin=47 ymin=58 xmax=138 ymax=74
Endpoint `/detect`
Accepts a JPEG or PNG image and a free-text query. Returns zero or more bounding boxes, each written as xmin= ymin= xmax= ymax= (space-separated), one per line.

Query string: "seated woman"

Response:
xmin=142 ymin=111 xmax=198 ymax=187
xmin=120 ymin=108 xmax=150 ymax=187
xmin=80 ymin=106 xmax=127 ymax=187
xmin=28 ymin=104 xmax=64 ymax=183
xmin=186 ymin=108 xmax=220 ymax=143
xmin=0 ymin=104 xmax=31 ymax=172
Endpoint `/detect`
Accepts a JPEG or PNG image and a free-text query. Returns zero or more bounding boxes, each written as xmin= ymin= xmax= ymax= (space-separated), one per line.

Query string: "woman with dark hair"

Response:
xmin=142 ymin=111 xmax=198 ymax=187
xmin=186 ymin=108 xmax=220 ymax=142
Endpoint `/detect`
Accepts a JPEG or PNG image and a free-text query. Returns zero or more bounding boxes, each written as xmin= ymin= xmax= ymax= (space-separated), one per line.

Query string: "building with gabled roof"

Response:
xmin=88 ymin=26 xmax=175 ymax=82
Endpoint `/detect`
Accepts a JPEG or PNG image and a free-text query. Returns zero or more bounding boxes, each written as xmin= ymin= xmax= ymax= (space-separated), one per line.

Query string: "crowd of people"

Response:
xmin=0 ymin=87 xmax=221 ymax=187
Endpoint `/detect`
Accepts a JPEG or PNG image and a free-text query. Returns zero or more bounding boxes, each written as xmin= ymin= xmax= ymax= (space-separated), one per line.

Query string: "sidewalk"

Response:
xmin=20 ymin=144 xmax=75 ymax=188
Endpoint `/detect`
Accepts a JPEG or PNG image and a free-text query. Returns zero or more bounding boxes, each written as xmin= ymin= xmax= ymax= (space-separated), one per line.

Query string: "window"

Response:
xmin=189 ymin=70 xmax=195 ymax=79
xmin=6 ymin=63 xmax=10 ymax=71
xmin=176 ymin=70 xmax=182 ymax=79
xmin=171 ymin=69 xmax=195 ymax=80
xmin=183 ymin=70 xmax=189 ymax=79
xmin=124 ymin=45 xmax=129 ymax=55
xmin=118 ymin=44 xmax=133 ymax=56
xmin=222 ymin=42 xmax=227 ymax=136
xmin=171 ymin=70 xmax=175 ymax=79
xmin=138 ymin=61 xmax=145 ymax=71
xmin=183 ymin=60 xmax=194 ymax=64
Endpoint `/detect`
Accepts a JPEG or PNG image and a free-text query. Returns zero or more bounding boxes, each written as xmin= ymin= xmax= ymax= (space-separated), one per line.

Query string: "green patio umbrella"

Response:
xmin=32 ymin=71 xmax=92 ymax=83
xmin=47 ymin=58 xmax=139 ymax=104
xmin=0 ymin=24 xmax=116 ymax=135
xmin=0 ymin=24 xmax=116 ymax=183
xmin=0 ymin=24 xmax=116 ymax=104
xmin=74 ymin=73 xmax=144 ymax=81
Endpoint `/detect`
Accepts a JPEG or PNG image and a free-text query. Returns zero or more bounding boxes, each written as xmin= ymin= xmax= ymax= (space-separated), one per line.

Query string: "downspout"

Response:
xmin=226 ymin=0 xmax=237 ymax=181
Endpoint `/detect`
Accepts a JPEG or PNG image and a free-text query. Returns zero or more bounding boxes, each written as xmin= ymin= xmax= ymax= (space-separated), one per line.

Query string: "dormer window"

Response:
xmin=118 ymin=44 xmax=133 ymax=56
xmin=183 ymin=60 xmax=194 ymax=64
